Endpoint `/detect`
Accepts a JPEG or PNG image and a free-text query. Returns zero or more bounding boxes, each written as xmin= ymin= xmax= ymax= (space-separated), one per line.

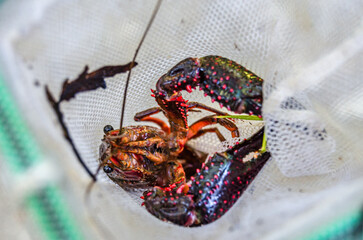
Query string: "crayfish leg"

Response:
xmin=134 ymin=107 xmax=170 ymax=134
xmin=188 ymin=127 xmax=226 ymax=142
xmin=187 ymin=102 xmax=229 ymax=116
xmin=186 ymin=115 xmax=239 ymax=141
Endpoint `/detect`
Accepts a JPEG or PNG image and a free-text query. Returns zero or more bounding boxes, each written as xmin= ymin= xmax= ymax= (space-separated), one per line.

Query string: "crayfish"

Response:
xmin=46 ymin=52 xmax=269 ymax=226
xmin=43 ymin=0 xmax=270 ymax=228
xmin=97 ymin=55 xmax=270 ymax=226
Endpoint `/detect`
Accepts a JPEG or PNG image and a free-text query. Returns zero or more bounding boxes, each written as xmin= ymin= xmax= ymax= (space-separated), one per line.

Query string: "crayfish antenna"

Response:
xmin=84 ymin=157 xmax=109 ymax=203
xmin=118 ymin=0 xmax=163 ymax=132
xmin=83 ymin=163 xmax=118 ymax=240
xmin=84 ymin=181 xmax=96 ymax=204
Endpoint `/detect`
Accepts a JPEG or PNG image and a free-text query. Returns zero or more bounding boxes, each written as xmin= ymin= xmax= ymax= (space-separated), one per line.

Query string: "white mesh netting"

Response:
xmin=1 ymin=0 xmax=363 ymax=239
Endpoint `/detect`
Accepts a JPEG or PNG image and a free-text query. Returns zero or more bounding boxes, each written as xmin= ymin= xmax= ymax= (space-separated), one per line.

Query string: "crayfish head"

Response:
xmin=143 ymin=186 xmax=196 ymax=226
xmin=155 ymin=57 xmax=201 ymax=99
xmin=98 ymin=125 xmax=167 ymax=189
xmin=99 ymin=142 xmax=156 ymax=188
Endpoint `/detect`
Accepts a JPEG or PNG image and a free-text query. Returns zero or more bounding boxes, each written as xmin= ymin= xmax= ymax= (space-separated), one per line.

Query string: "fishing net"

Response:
xmin=1 ymin=0 xmax=363 ymax=239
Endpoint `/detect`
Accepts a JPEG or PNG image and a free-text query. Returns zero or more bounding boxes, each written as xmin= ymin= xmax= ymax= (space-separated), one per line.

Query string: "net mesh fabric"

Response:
xmin=3 ymin=0 xmax=363 ymax=239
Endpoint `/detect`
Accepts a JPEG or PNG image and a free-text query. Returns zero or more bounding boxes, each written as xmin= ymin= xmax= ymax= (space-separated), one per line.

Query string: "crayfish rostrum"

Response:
xmin=97 ymin=56 xmax=270 ymax=226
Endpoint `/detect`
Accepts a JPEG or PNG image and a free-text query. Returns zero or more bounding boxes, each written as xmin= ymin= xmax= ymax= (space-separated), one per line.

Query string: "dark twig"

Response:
xmin=46 ymin=86 xmax=96 ymax=181
xmin=45 ymin=63 xmax=137 ymax=181
xmin=60 ymin=62 xmax=137 ymax=101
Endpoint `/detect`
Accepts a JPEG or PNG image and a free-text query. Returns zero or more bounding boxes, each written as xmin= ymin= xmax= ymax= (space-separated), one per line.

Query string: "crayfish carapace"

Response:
xmin=98 ymin=56 xmax=270 ymax=226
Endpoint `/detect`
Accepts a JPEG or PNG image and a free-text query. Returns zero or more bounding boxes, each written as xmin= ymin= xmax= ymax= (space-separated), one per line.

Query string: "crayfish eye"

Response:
xmin=103 ymin=125 xmax=114 ymax=133
xmin=103 ymin=165 xmax=113 ymax=173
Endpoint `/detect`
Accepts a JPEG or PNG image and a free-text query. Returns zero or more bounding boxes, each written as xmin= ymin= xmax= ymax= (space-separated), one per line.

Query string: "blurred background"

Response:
xmin=0 ymin=0 xmax=363 ymax=239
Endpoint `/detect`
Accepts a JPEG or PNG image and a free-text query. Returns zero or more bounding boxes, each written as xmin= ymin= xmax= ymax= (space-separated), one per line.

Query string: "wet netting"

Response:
xmin=1 ymin=0 xmax=363 ymax=239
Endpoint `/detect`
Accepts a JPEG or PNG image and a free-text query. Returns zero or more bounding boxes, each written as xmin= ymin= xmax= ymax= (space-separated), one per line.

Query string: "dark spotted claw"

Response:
xmin=143 ymin=128 xmax=270 ymax=226
xmin=190 ymin=147 xmax=270 ymax=225
xmin=155 ymin=56 xmax=263 ymax=116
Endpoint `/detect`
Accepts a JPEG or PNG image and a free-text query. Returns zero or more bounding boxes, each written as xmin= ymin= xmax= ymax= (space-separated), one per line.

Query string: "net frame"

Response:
xmin=1 ymin=0 xmax=363 ymax=239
